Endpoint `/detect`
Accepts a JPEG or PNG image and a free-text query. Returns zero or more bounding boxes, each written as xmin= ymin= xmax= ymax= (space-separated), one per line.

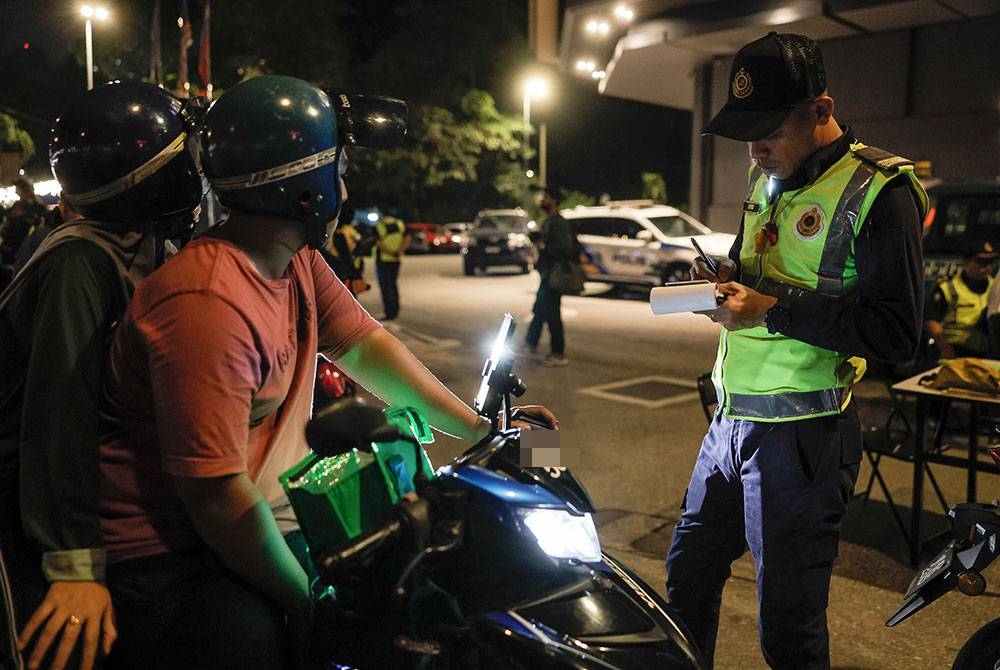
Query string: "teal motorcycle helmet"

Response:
xmin=201 ymin=75 xmax=407 ymax=249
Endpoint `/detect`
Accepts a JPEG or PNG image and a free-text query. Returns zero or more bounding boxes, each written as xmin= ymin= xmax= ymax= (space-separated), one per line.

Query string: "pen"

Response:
xmin=690 ymin=237 xmax=719 ymax=276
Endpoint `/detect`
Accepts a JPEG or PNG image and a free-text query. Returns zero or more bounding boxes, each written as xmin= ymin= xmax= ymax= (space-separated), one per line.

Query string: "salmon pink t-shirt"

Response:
xmin=99 ymin=236 xmax=380 ymax=564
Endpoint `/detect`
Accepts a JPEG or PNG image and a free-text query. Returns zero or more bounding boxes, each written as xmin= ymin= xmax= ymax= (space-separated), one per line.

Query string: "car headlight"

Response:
xmin=507 ymin=233 xmax=529 ymax=249
xmin=517 ymin=508 xmax=601 ymax=562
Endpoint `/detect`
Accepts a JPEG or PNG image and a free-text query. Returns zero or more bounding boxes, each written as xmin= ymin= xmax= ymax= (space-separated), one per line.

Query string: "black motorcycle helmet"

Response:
xmin=49 ymin=81 xmax=206 ymax=235
xmin=201 ymin=75 xmax=408 ymax=249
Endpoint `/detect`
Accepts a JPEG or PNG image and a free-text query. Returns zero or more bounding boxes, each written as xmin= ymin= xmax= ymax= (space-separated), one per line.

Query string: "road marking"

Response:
xmin=384 ymin=322 xmax=462 ymax=349
xmin=579 ymin=375 xmax=700 ymax=409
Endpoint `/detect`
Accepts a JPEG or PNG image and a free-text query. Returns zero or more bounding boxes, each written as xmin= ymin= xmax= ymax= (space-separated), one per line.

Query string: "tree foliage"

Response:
xmin=347 ymin=89 xmax=528 ymax=222
xmin=0 ymin=113 xmax=36 ymax=161
xmin=642 ymin=172 xmax=667 ymax=204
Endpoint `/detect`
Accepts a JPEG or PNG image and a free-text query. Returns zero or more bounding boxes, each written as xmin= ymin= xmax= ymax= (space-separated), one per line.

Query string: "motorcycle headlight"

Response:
xmin=517 ymin=508 xmax=601 ymax=563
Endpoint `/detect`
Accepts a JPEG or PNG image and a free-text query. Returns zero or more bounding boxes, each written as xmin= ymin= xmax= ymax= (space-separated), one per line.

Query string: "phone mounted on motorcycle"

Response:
xmin=473 ymin=312 xmax=526 ymax=431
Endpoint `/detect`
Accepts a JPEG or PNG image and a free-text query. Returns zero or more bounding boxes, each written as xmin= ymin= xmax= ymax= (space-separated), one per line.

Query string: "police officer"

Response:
xmin=321 ymin=203 xmax=369 ymax=295
xmin=666 ymin=33 xmax=926 ymax=669
xmin=925 ymin=240 xmax=997 ymax=359
xmin=373 ymin=213 xmax=408 ymax=320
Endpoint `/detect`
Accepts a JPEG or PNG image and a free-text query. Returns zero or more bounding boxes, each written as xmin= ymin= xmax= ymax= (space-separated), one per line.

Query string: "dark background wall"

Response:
xmin=699 ymin=15 xmax=1000 ymax=233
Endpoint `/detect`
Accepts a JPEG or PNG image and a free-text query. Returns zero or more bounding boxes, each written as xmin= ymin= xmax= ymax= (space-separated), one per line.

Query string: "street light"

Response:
xmin=522 ymin=76 xmax=549 ymax=185
xmin=80 ymin=4 xmax=110 ymax=90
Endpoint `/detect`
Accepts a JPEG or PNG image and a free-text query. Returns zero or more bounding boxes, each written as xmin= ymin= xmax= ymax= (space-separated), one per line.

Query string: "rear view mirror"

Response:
xmin=635 ymin=230 xmax=654 ymax=242
xmin=305 ymin=398 xmax=400 ymax=457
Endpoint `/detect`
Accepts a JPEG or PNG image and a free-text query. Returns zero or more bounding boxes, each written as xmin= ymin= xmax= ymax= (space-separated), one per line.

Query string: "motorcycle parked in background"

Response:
xmin=284 ymin=313 xmax=706 ymax=669
xmin=886 ymin=445 xmax=1000 ymax=670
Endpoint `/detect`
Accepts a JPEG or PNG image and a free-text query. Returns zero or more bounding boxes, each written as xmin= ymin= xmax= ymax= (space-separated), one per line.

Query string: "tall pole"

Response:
xmin=539 ymin=122 xmax=547 ymax=187
xmin=522 ymin=93 xmax=531 ymax=177
xmin=84 ymin=17 xmax=94 ymax=90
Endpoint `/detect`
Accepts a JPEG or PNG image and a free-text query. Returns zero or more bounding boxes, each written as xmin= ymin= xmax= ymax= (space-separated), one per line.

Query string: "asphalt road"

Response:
xmin=354 ymin=253 xmax=1000 ymax=670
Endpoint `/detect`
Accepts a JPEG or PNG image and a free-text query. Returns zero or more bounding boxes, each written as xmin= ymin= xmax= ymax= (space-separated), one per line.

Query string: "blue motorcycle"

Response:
xmin=282 ymin=314 xmax=705 ymax=669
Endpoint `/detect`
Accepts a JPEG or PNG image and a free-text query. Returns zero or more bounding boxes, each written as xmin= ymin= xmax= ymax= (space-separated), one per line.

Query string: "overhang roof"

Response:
xmin=560 ymin=0 xmax=1000 ymax=110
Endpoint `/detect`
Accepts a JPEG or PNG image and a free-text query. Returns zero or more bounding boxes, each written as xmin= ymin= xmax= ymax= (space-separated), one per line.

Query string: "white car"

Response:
xmin=562 ymin=201 xmax=735 ymax=287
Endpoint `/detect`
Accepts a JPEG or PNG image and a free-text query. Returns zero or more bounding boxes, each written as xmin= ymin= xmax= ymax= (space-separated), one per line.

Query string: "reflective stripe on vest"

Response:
xmin=716 ymin=144 xmax=927 ymax=422
xmin=726 ymin=387 xmax=849 ymax=420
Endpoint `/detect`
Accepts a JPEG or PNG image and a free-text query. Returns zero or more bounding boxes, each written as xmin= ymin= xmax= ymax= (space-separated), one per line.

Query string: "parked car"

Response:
xmin=561 ymin=200 xmax=735 ymax=287
xmin=921 ymin=181 xmax=1000 ymax=286
xmin=461 ymin=208 xmax=538 ymax=275
xmin=405 ymin=222 xmax=439 ymax=254
xmin=433 ymin=222 xmax=469 ymax=253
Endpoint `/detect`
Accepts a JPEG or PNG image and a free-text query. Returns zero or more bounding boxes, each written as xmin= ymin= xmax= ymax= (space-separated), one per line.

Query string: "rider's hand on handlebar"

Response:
xmin=511 ymin=405 xmax=558 ymax=430
xmin=690 ymin=257 xmax=736 ymax=283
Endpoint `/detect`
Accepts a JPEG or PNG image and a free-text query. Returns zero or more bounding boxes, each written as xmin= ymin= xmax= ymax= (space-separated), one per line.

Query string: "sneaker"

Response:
xmin=542 ymin=354 xmax=568 ymax=366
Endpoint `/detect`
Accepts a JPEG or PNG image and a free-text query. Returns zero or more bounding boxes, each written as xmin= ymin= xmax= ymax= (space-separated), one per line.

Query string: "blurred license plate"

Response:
xmin=906 ymin=542 xmax=954 ymax=598
xmin=484 ymin=246 xmax=501 ymax=254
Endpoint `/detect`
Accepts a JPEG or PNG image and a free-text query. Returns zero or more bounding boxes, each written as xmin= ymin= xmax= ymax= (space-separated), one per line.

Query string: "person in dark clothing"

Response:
xmin=13 ymin=197 xmax=81 ymax=272
xmin=0 ymin=82 xmax=204 ymax=670
xmin=524 ymin=185 xmax=578 ymax=366
xmin=667 ymin=33 xmax=926 ymax=670
xmin=1 ymin=179 xmax=49 ymax=273
xmin=924 ymin=240 xmax=996 ymax=359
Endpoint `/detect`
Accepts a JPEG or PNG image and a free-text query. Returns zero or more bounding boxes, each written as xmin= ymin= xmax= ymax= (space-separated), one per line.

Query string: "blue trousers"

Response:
xmin=666 ymin=404 xmax=861 ymax=669
xmin=376 ymin=260 xmax=401 ymax=320
xmin=526 ymin=279 xmax=564 ymax=355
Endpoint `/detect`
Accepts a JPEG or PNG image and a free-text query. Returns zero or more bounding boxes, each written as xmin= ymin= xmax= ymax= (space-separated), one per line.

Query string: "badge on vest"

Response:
xmin=793 ymin=206 xmax=825 ymax=241
xmin=742 ymin=200 xmax=762 ymax=213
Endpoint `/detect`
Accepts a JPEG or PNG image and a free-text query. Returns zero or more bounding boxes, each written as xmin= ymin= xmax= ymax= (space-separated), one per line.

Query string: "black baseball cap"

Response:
xmin=704 ymin=32 xmax=827 ymax=141
xmin=962 ymin=239 xmax=999 ymax=261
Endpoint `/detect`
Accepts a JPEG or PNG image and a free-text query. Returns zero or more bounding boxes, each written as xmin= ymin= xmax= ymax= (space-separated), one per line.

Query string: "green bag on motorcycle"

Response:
xmin=279 ymin=406 xmax=436 ymax=557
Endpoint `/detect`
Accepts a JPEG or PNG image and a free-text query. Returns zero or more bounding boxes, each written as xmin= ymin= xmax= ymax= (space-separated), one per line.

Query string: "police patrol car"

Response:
xmin=922 ymin=181 xmax=1000 ymax=287
xmin=562 ymin=201 xmax=736 ymax=287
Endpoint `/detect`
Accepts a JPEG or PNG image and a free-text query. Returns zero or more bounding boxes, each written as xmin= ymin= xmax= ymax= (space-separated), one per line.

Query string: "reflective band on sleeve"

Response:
xmin=212 ymin=147 xmax=339 ymax=191
xmin=66 ymin=132 xmax=187 ymax=207
xmin=727 ymin=387 xmax=848 ymax=420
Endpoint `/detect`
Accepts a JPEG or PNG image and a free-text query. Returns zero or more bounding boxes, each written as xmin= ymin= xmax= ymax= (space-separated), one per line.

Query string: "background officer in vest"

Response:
xmin=320 ymin=203 xmax=369 ymax=296
xmin=667 ymin=33 xmax=926 ymax=669
xmin=373 ymin=214 xmax=409 ymax=320
xmin=925 ymin=240 xmax=997 ymax=359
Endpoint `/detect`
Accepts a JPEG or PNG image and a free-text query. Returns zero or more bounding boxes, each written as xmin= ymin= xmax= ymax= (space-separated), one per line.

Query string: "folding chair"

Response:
xmin=859 ymin=379 xmax=950 ymax=543
xmin=696 ymin=372 xmax=718 ymax=425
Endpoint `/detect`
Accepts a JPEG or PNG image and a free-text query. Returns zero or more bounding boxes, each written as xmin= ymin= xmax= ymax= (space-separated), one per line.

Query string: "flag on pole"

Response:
xmin=177 ymin=0 xmax=193 ymax=97
xmin=197 ymin=0 xmax=211 ymax=99
xmin=149 ymin=0 xmax=162 ymax=86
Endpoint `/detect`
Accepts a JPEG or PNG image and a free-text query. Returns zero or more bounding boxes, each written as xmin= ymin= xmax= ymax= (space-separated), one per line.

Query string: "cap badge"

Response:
xmin=794 ymin=206 xmax=825 ymax=241
xmin=732 ymin=68 xmax=753 ymax=99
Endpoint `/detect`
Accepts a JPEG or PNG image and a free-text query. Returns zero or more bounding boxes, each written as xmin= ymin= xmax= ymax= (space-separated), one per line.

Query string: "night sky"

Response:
xmin=0 ymin=0 xmax=693 ymax=205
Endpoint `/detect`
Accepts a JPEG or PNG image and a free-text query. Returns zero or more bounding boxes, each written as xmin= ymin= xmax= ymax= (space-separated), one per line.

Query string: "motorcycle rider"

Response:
xmin=96 ymin=75 xmax=555 ymax=668
xmin=0 ymin=82 xmax=205 ymax=670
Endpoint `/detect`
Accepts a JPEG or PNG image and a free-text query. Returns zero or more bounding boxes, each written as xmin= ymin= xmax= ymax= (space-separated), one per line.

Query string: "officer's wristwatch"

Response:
xmin=763 ymin=301 xmax=790 ymax=334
